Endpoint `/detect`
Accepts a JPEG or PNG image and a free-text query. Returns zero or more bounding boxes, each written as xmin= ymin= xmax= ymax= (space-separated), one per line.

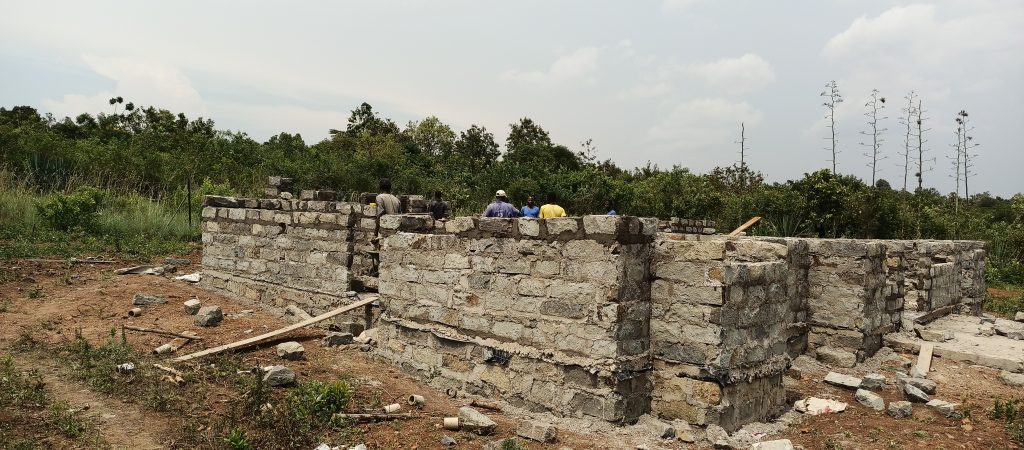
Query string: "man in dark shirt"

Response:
xmin=375 ymin=178 xmax=401 ymax=215
xmin=427 ymin=190 xmax=450 ymax=220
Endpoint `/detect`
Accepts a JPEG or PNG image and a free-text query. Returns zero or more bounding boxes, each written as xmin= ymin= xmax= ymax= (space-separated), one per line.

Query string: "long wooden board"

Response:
xmin=173 ymin=296 xmax=377 ymax=362
xmin=728 ymin=216 xmax=762 ymax=236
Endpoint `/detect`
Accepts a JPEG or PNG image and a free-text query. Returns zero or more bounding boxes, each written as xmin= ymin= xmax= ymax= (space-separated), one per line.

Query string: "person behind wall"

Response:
xmin=605 ymin=200 xmax=618 ymax=216
xmin=427 ymin=190 xmax=450 ymax=220
xmin=375 ymin=178 xmax=402 ymax=216
xmin=539 ymin=192 xmax=566 ymax=218
xmin=483 ymin=190 xmax=522 ymax=218
xmin=521 ymin=195 xmax=540 ymax=218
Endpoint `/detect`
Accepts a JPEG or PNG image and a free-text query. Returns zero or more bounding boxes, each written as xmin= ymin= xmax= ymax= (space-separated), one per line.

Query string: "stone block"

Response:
xmin=888 ymin=400 xmax=913 ymax=418
xmin=276 ymin=341 xmax=305 ymax=360
xmin=183 ymin=298 xmax=202 ymax=315
xmin=517 ymin=218 xmax=541 ymax=237
xmin=478 ymin=218 xmax=515 ymax=235
xmin=815 ymin=346 xmax=857 ymax=368
xmin=194 ymin=306 xmax=223 ymax=327
xmin=824 ymin=372 xmax=862 ymax=390
xmin=263 ymin=365 xmax=295 ymax=387
xmin=546 ymin=217 xmax=579 ymax=236
xmin=926 ymin=399 xmax=959 ymax=418
xmin=445 ymin=217 xmax=475 ymax=233
xmin=860 ymin=373 xmax=886 ymax=390
xmin=458 ymin=407 xmax=497 ymax=435
xmin=752 ymin=440 xmax=795 ymax=450
xmin=516 ymin=419 xmax=557 ymax=443
xmin=582 ymin=215 xmax=620 ymax=236
xmin=855 ymin=389 xmax=885 ymax=411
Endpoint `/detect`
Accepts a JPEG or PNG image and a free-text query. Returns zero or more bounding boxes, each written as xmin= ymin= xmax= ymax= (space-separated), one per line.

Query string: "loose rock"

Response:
xmin=916 ymin=327 xmax=954 ymax=342
xmin=979 ymin=323 xmax=996 ymax=336
xmin=330 ymin=321 xmax=365 ymax=336
xmin=516 ymin=419 xmax=558 ymax=442
xmin=824 ymin=372 xmax=862 ymax=390
xmin=276 ymin=341 xmax=305 ymax=360
xmin=458 ymin=406 xmax=496 ymax=435
xmin=751 ymin=440 xmax=795 ymax=450
xmin=322 ymin=332 xmax=354 ymax=347
xmin=860 ymin=373 xmax=886 ymax=390
xmin=1000 ymin=370 xmax=1024 ymax=386
xmin=855 ymin=389 xmax=885 ymax=411
xmin=183 ymin=298 xmax=202 ymax=315
xmin=816 ymin=346 xmax=857 ymax=368
xmin=794 ymin=397 xmax=847 ymax=415
xmin=903 ymin=384 xmax=930 ymax=403
xmin=174 ymin=273 xmax=201 ymax=283
xmin=263 ymin=365 xmax=295 ymax=387
xmin=440 ymin=436 xmax=457 ymax=447
xmin=705 ymin=424 xmax=728 ymax=447
xmin=926 ymin=399 xmax=960 ymax=417
xmin=995 ymin=322 xmax=1024 ymax=340
xmin=194 ymin=305 xmax=223 ymax=327
xmin=1015 ymin=311 xmax=1024 ymax=322
xmin=901 ymin=377 xmax=937 ymax=395
xmin=133 ymin=293 xmax=167 ymax=305
xmin=636 ymin=414 xmax=674 ymax=439
xmin=887 ymin=401 xmax=913 ymax=418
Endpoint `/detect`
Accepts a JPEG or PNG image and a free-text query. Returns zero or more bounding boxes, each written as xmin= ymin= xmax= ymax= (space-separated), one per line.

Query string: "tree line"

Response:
xmin=0 ymin=97 xmax=1022 ymax=283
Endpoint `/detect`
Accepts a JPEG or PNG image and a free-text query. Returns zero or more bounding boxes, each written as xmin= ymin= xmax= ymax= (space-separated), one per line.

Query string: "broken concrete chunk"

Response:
xmin=133 ymin=293 xmax=167 ymax=305
xmin=903 ymin=383 xmax=930 ymax=403
xmin=887 ymin=401 xmax=913 ymax=418
xmin=458 ymin=407 xmax=496 ymax=435
xmin=916 ymin=327 xmax=954 ymax=342
xmin=516 ymin=419 xmax=558 ymax=443
xmin=194 ymin=305 xmax=223 ymax=327
xmin=635 ymin=414 xmax=674 ymax=439
xmin=860 ymin=373 xmax=886 ymax=390
xmin=183 ymin=298 xmax=202 ymax=315
xmin=174 ymin=272 xmax=201 ymax=283
xmin=330 ymin=321 xmax=365 ymax=336
xmin=909 ymin=365 xmax=928 ymax=379
xmin=815 ymin=346 xmax=857 ymax=368
xmin=926 ymin=399 xmax=959 ymax=418
xmin=355 ymin=328 xmax=378 ymax=345
xmin=855 ymin=389 xmax=885 ymax=411
xmin=276 ymin=341 xmax=305 ymax=360
xmin=440 ymin=436 xmax=457 ymax=447
xmin=824 ymin=372 xmax=862 ymax=390
xmin=1015 ymin=311 xmax=1024 ymax=322
xmin=263 ymin=365 xmax=295 ymax=387
xmin=994 ymin=322 xmax=1024 ymax=340
xmin=902 ymin=377 xmax=937 ymax=395
xmin=322 ymin=332 xmax=354 ymax=347
xmin=794 ymin=397 xmax=847 ymax=415
xmin=284 ymin=304 xmax=313 ymax=322
xmin=164 ymin=257 xmax=191 ymax=266
xmin=979 ymin=323 xmax=996 ymax=336
xmin=1000 ymin=371 xmax=1024 ymax=386
xmin=751 ymin=440 xmax=795 ymax=450
xmin=705 ymin=424 xmax=729 ymax=447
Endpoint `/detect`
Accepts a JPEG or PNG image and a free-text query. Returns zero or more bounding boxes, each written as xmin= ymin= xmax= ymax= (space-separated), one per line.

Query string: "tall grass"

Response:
xmin=0 ymin=167 xmax=199 ymax=260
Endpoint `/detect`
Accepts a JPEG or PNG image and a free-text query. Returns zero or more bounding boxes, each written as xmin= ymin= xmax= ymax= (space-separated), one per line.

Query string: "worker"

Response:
xmin=483 ymin=190 xmax=521 ymax=218
xmin=539 ymin=192 xmax=566 ymax=218
xmin=375 ymin=178 xmax=401 ymax=215
xmin=427 ymin=190 xmax=450 ymax=220
xmin=521 ymin=195 xmax=540 ymax=218
xmin=605 ymin=200 xmax=618 ymax=216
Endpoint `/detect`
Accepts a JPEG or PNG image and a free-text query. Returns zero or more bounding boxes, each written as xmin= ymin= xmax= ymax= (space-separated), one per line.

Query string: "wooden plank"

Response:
xmin=728 ymin=216 xmax=762 ymax=236
xmin=173 ymin=296 xmax=378 ymax=363
xmin=917 ymin=342 xmax=934 ymax=374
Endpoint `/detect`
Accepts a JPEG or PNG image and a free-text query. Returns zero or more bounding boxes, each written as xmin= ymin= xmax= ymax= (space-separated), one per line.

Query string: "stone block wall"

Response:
xmin=896 ymin=240 xmax=986 ymax=319
xmin=649 ymin=235 xmax=803 ymax=431
xmin=374 ymin=215 xmax=656 ymax=423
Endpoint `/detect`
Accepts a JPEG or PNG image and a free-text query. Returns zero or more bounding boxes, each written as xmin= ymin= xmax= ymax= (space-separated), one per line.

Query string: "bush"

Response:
xmin=35 ymin=187 xmax=107 ymax=232
xmin=990 ymin=398 xmax=1024 ymax=444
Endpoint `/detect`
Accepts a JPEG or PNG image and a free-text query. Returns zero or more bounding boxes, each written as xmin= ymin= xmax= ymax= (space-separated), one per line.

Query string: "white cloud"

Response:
xmin=686 ymin=54 xmax=776 ymax=93
xmin=501 ymin=47 xmax=601 ymax=85
xmin=617 ymin=81 xmax=673 ymax=100
xmin=647 ymin=98 xmax=762 ymax=163
xmin=42 ymin=54 xmax=208 ymax=119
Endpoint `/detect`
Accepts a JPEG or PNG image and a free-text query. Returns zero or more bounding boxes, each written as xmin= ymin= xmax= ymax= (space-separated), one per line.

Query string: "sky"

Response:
xmin=2 ymin=0 xmax=1022 ymax=195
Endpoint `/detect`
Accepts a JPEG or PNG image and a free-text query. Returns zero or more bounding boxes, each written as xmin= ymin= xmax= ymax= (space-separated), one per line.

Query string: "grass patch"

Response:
xmin=985 ymin=284 xmax=1024 ymax=318
xmin=0 ymin=355 xmax=103 ymax=447
xmin=991 ymin=398 xmax=1024 ymax=444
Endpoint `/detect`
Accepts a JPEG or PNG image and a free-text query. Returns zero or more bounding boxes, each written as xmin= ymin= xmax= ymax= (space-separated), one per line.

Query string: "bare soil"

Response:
xmin=1 ymin=256 xmax=1021 ymax=449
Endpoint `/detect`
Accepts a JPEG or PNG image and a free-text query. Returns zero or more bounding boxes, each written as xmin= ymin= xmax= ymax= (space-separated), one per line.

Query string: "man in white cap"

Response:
xmin=482 ymin=190 xmax=522 ymax=218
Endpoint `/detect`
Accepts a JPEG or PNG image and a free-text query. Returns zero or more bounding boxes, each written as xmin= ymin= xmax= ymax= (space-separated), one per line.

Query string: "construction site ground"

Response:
xmin=1 ymin=255 xmax=1022 ymax=449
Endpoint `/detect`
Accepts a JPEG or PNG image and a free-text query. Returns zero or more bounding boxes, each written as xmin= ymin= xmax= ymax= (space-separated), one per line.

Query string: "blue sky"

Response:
xmin=2 ymin=0 xmax=1021 ymax=195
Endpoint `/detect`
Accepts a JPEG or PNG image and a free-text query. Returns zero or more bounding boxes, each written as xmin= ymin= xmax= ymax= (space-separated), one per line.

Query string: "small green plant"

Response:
xmin=991 ymin=398 xmax=1024 ymax=443
xmin=290 ymin=379 xmax=351 ymax=422
xmin=35 ymin=187 xmax=107 ymax=232
xmin=913 ymin=430 xmax=929 ymax=438
xmin=48 ymin=400 xmax=87 ymax=438
xmin=501 ymin=439 xmax=527 ymax=450
xmin=223 ymin=428 xmax=253 ymax=450
xmin=28 ymin=286 xmax=42 ymax=299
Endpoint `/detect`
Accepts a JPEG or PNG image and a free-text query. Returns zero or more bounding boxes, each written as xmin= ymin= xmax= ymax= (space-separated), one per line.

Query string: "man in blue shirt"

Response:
xmin=521 ymin=195 xmax=540 ymax=218
xmin=483 ymin=190 xmax=522 ymax=218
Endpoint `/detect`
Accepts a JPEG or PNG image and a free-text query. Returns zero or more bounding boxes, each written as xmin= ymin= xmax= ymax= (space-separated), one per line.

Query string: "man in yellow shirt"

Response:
xmin=539 ymin=192 xmax=567 ymax=218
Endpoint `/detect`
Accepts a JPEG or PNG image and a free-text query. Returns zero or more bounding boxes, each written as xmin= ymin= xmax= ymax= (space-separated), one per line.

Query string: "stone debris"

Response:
xmin=887 ymin=401 xmax=913 ymax=418
xmin=926 ymin=399 xmax=960 ymax=417
xmin=903 ymin=384 xmax=930 ymax=403
xmin=916 ymin=327 xmax=954 ymax=342
xmin=174 ymin=272 xmax=202 ymax=283
xmin=458 ymin=406 xmax=496 ymax=435
xmin=816 ymin=347 xmax=857 ymax=368
xmin=860 ymin=373 xmax=886 ymax=390
xmin=322 ymin=332 xmax=354 ymax=347
xmin=262 ymin=365 xmax=295 ymax=387
xmin=355 ymin=328 xmax=378 ymax=345
xmin=979 ymin=323 xmax=996 ymax=336
xmin=1015 ymin=312 xmax=1024 ymax=322
xmin=194 ymin=305 xmax=223 ymax=327
xmin=1000 ymin=370 xmax=1024 ymax=386
xmin=909 ymin=365 xmax=928 ymax=379
xmin=330 ymin=321 xmax=365 ymax=336
xmin=823 ymin=372 xmax=862 ymax=390
xmin=635 ymin=414 xmax=674 ymax=439
xmin=901 ymin=377 xmax=937 ymax=395
xmin=673 ymin=419 xmax=696 ymax=443
xmin=440 ymin=436 xmax=457 ymax=447
xmin=705 ymin=424 xmax=729 ymax=448
xmin=133 ymin=293 xmax=167 ymax=305
xmin=283 ymin=305 xmax=313 ymax=322
xmin=276 ymin=341 xmax=305 ymax=360
xmin=516 ymin=419 xmax=558 ymax=443
xmin=751 ymin=440 xmax=795 ymax=450
xmin=482 ymin=439 xmax=524 ymax=450
xmin=794 ymin=397 xmax=847 ymax=415
xmin=183 ymin=298 xmax=202 ymax=315
xmin=855 ymin=389 xmax=885 ymax=411
xmin=995 ymin=322 xmax=1024 ymax=340
xmin=164 ymin=257 xmax=191 ymax=266
xmin=115 ymin=265 xmax=164 ymax=275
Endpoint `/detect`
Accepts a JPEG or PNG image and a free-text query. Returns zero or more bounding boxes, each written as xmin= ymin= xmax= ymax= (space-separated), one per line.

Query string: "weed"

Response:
xmin=823 ymin=438 xmax=844 ymax=450
xmin=12 ymin=330 xmax=39 ymax=351
xmin=0 ymin=298 xmax=11 ymax=313
xmin=48 ymin=400 xmax=87 ymax=438
xmin=990 ymin=398 xmax=1024 ymax=444
xmin=985 ymin=285 xmax=1024 ymax=318
xmin=500 ymin=439 xmax=527 ymax=450
xmin=913 ymin=430 xmax=929 ymax=438
xmin=27 ymin=286 xmax=42 ymax=299
xmin=224 ymin=428 xmax=253 ymax=450
xmin=0 ymin=355 xmax=102 ymax=446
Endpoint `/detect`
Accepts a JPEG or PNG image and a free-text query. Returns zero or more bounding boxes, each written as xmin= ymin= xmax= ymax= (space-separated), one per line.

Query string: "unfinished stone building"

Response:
xmin=198 ymin=189 xmax=987 ymax=432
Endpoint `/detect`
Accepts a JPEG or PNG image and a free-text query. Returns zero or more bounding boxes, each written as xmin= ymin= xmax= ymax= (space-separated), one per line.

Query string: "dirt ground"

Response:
xmin=1 ymin=256 xmax=1022 ymax=449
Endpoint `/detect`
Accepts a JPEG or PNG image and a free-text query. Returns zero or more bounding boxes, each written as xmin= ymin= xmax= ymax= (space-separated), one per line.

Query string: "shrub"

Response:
xmin=35 ymin=187 xmax=107 ymax=232
xmin=990 ymin=398 xmax=1024 ymax=444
